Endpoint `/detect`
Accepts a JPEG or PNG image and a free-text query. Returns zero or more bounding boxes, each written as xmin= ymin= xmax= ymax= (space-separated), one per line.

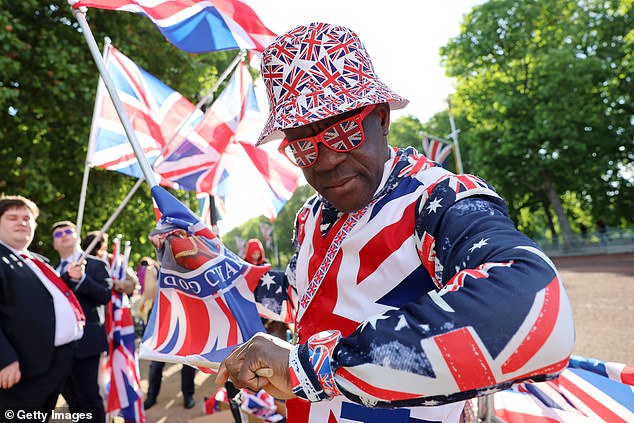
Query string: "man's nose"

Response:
xmin=313 ymin=143 xmax=346 ymax=171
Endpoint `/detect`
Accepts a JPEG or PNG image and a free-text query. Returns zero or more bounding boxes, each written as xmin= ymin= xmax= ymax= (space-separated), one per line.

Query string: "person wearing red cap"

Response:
xmin=217 ymin=22 xmax=574 ymax=423
xmin=245 ymin=238 xmax=267 ymax=266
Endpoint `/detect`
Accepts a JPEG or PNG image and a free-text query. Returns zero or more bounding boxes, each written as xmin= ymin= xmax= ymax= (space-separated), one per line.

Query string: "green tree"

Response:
xmin=389 ymin=114 xmax=423 ymax=149
xmin=441 ymin=0 xmax=633 ymax=248
xmin=221 ymin=183 xmax=315 ymax=268
xmin=1 ymin=1 xmax=240 ymax=261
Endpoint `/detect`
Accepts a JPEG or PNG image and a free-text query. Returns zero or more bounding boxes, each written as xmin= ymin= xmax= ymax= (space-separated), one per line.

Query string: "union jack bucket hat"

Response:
xmin=257 ymin=22 xmax=409 ymax=145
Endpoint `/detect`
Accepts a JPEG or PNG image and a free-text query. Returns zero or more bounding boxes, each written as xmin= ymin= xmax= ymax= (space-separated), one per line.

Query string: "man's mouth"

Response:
xmin=325 ymin=175 xmax=356 ymax=189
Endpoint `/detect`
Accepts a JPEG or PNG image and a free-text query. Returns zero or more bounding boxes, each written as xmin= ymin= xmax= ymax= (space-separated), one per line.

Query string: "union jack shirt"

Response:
xmin=285 ymin=147 xmax=575 ymax=422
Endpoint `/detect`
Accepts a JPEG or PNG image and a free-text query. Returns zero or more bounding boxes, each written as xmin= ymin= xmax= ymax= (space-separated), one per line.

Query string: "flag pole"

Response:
xmin=77 ymin=177 xmax=144 ymax=265
xmin=77 ymin=37 xmax=112 ymax=236
xmin=447 ymin=98 xmax=464 ymax=174
xmin=71 ymin=6 xmax=158 ymax=188
xmin=151 ymin=49 xmax=246 ymax=169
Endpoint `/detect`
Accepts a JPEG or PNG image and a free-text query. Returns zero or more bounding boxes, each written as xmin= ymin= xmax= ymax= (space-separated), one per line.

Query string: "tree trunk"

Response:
xmin=541 ymin=197 xmax=558 ymax=242
xmin=541 ymin=171 xmax=576 ymax=249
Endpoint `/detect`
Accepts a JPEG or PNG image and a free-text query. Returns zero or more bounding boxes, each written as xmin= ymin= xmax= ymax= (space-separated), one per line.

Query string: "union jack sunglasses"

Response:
xmin=278 ymin=104 xmax=376 ymax=168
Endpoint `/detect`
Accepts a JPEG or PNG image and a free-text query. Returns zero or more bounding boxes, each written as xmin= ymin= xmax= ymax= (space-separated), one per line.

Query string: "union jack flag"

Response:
xmin=493 ymin=355 xmax=634 ymax=422
xmin=104 ymin=291 xmax=145 ymax=422
xmin=87 ymin=44 xmax=201 ymax=186
xmin=71 ymin=0 xmax=277 ymax=54
xmin=239 ymin=388 xmax=285 ymax=422
xmin=259 ymin=222 xmax=273 ymax=249
xmin=109 ymin=235 xmax=130 ymax=282
xmin=139 ymin=186 xmax=269 ymax=367
xmin=422 ymin=134 xmax=454 ymax=167
xmin=234 ymin=236 xmax=246 ymax=258
xmin=154 ymin=62 xmax=303 ymax=228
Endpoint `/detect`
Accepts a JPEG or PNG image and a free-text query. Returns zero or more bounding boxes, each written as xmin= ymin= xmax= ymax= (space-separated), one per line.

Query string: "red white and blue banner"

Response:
xmin=259 ymin=222 xmax=273 ymax=249
xmin=104 ymin=290 xmax=145 ymax=421
xmin=87 ymin=44 xmax=201 ymax=186
xmin=89 ymin=46 xmax=300 ymax=229
xmin=71 ymin=0 xmax=277 ymax=54
xmin=154 ymin=62 xmax=303 ymax=230
xmin=493 ymin=355 xmax=634 ymax=422
xmin=140 ymin=186 xmax=269 ymax=366
xmin=422 ymin=134 xmax=454 ymax=167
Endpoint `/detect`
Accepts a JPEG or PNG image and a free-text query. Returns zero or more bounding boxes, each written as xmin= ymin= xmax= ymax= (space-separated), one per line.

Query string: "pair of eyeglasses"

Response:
xmin=278 ymin=104 xmax=376 ymax=168
xmin=53 ymin=228 xmax=74 ymax=238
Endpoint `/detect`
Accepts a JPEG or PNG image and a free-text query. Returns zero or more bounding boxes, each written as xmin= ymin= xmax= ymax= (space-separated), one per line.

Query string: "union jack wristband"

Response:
xmin=289 ymin=330 xmax=342 ymax=402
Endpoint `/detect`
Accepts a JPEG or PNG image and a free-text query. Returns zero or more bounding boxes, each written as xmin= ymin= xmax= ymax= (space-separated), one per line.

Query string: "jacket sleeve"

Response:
xmin=0 ymin=268 xmax=19 ymax=369
xmin=288 ymin=194 xmax=575 ymax=407
xmin=63 ymin=258 xmax=112 ymax=304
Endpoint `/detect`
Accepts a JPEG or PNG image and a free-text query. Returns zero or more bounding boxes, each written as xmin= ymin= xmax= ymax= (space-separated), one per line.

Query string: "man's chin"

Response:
xmin=324 ymin=195 xmax=370 ymax=214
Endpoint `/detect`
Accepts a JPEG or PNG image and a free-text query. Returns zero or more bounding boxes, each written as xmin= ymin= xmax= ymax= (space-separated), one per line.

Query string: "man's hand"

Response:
xmin=67 ymin=260 xmax=85 ymax=281
xmin=216 ymin=332 xmax=295 ymax=399
xmin=0 ymin=361 xmax=21 ymax=389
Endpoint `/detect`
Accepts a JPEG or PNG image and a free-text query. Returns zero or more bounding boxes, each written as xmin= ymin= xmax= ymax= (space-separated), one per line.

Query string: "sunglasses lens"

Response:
xmin=54 ymin=228 xmax=74 ymax=238
xmin=323 ymin=120 xmax=363 ymax=151
xmin=285 ymin=139 xmax=318 ymax=167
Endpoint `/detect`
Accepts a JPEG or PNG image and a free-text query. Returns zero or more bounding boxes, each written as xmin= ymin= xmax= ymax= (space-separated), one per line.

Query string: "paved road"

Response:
xmin=553 ymin=252 xmax=633 ymax=365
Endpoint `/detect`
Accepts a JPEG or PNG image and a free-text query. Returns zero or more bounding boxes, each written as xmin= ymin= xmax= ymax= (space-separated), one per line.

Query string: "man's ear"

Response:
xmin=378 ymin=104 xmax=391 ymax=136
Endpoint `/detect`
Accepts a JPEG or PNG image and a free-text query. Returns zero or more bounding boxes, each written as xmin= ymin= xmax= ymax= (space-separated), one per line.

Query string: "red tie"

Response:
xmin=21 ymin=254 xmax=86 ymax=323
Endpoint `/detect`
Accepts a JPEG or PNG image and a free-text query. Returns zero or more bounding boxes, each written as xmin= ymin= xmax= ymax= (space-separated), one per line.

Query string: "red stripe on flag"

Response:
xmin=495 ymin=410 xmax=560 ymax=423
xmin=502 ymin=277 xmax=560 ymax=374
xmin=156 ymin=291 xmax=172 ymax=347
xmin=434 ymin=327 xmax=496 ymax=391
xmin=216 ymin=296 xmax=238 ymax=346
xmin=357 ymin=201 xmax=416 ymax=284
xmin=176 ymin=292 xmax=211 ymax=355
xmin=336 ymin=367 xmax=421 ymax=401
xmin=518 ymin=357 xmax=570 ymax=380
xmin=559 ymin=372 xmax=629 ymax=422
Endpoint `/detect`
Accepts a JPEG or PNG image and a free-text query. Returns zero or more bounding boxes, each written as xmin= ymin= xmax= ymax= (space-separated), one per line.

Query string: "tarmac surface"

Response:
xmin=129 ymin=252 xmax=634 ymax=422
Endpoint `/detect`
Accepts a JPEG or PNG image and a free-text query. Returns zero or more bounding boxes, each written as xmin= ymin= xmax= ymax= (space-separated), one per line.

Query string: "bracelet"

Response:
xmin=288 ymin=330 xmax=342 ymax=402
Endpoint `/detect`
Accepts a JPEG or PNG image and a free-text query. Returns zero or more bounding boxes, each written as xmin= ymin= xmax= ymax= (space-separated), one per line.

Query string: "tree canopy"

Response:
xmin=2 ymin=0 xmax=631 ymax=263
xmin=439 ymin=0 xmax=633 ymax=246
xmin=1 ymin=0 xmax=237 ymax=261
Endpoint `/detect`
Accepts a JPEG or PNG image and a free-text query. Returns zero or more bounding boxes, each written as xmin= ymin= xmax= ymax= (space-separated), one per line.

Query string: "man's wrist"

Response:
xmin=288 ymin=330 xmax=342 ymax=402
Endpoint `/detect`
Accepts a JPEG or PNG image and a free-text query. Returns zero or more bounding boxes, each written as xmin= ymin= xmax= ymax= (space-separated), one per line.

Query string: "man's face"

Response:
xmin=0 ymin=206 xmax=37 ymax=251
xmin=52 ymin=225 xmax=78 ymax=253
xmin=284 ymin=105 xmax=390 ymax=212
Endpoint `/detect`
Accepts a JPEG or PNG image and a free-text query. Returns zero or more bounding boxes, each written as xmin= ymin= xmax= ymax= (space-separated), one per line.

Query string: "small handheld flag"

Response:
xmin=140 ymin=186 xmax=269 ymax=367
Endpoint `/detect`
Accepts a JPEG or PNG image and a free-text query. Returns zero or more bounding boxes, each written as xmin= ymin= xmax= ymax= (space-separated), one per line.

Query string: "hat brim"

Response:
xmin=256 ymin=85 xmax=409 ymax=146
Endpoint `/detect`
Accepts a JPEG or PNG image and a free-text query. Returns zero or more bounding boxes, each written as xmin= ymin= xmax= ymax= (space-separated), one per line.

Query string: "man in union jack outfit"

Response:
xmin=217 ymin=22 xmax=575 ymax=423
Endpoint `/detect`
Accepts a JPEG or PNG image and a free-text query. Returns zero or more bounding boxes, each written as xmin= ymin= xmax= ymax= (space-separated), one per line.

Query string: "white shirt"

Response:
xmin=18 ymin=250 xmax=84 ymax=346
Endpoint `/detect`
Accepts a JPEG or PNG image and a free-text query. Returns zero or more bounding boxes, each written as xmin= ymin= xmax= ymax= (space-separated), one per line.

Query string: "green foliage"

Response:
xmin=221 ymin=183 xmax=315 ymax=268
xmin=389 ymin=115 xmax=423 ymax=149
xmin=2 ymin=0 xmax=631 ymax=262
xmin=0 ymin=1 xmax=244 ymax=263
xmin=439 ymin=0 xmax=633 ymax=244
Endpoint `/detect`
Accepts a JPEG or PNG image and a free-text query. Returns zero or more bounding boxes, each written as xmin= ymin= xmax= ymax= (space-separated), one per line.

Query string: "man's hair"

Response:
xmin=51 ymin=220 xmax=77 ymax=233
xmin=81 ymin=230 xmax=108 ymax=256
xmin=0 ymin=195 xmax=39 ymax=220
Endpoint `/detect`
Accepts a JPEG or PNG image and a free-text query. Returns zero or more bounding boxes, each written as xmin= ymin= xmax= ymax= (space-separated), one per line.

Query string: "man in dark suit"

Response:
xmin=0 ymin=196 xmax=86 ymax=417
xmin=51 ymin=221 xmax=111 ymax=421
